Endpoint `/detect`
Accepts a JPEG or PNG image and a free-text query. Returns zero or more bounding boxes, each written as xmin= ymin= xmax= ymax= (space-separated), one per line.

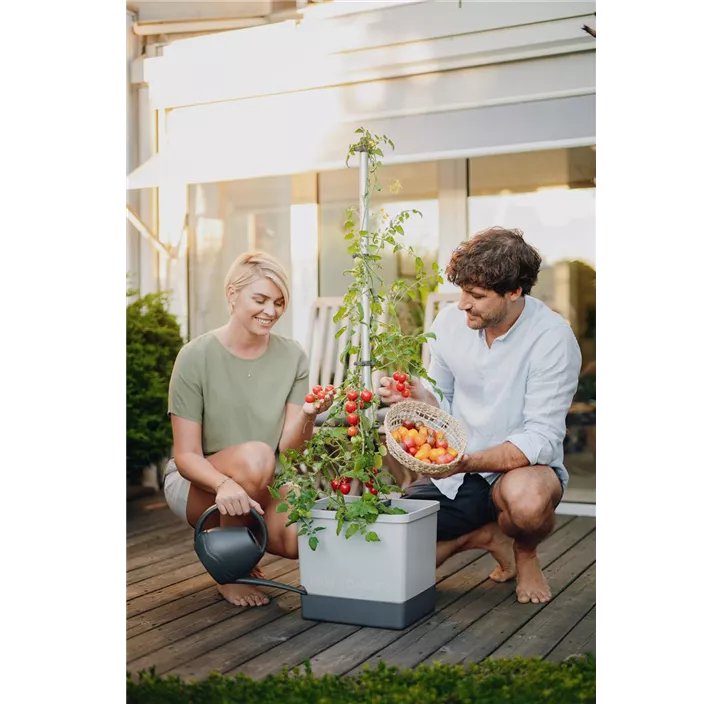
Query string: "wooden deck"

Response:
xmin=126 ymin=493 xmax=596 ymax=680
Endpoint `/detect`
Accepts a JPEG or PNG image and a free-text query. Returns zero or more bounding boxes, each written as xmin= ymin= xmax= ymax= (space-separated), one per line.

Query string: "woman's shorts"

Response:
xmin=163 ymin=458 xmax=191 ymax=524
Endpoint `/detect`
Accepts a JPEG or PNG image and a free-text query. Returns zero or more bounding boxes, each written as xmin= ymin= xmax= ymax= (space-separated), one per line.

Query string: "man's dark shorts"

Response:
xmin=402 ymin=473 xmax=499 ymax=542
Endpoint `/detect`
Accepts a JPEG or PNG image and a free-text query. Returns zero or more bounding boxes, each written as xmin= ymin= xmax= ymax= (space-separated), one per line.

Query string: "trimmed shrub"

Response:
xmin=127 ymin=289 xmax=184 ymax=485
xmin=127 ymin=655 xmax=595 ymax=703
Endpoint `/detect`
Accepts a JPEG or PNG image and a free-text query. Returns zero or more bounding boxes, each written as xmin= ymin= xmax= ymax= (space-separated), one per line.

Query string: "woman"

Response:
xmin=163 ymin=252 xmax=332 ymax=607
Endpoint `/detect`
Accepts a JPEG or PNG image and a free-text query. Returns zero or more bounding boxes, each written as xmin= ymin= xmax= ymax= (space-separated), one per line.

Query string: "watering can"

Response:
xmin=194 ymin=504 xmax=307 ymax=596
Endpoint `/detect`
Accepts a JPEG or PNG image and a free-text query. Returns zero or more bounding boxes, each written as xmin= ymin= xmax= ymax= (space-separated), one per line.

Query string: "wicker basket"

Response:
xmin=384 ymin=400 xmax=467 ymax=476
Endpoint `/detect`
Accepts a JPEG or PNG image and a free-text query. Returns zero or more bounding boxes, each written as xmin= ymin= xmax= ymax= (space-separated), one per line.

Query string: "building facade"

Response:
xmin=126 ymin=0 xmax=596 ymax=502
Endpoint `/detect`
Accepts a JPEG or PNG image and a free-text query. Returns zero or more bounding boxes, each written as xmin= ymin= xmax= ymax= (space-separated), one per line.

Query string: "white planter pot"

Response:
xmin=298 ymin=496 xmax=439 ymax=629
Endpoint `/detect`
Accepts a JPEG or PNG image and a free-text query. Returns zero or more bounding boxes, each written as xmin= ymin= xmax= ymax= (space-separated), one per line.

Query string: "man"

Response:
xmin=378 ymin=227 xmax=582 ymax=604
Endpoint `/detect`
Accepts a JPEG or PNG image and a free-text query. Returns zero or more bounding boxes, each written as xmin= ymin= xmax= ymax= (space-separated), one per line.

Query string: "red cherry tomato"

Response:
xmin=331 ymin=479 xmax=340 ymax=491
xmin=372 ymin=468 xmax=378 ymax=474
xmin=305 ymin=394 xmax=316 ymax=404
xmin=365 ymin=480 xmax=374 ymax=488
xmin=361 ymin=390 xmax=373 ymax=402
xmin=312 ymin=386 xmax=323 ymax=395
xmin=408 ymin=446 xmax=418 ymax=456
xmin=347 ymin=413 xmax=359 ymax=426
xmin=346 ymin=390 xmax=359 ymax=401
xmin=340 ymin=483 xmax=351 ymax=495
xmin=369 ymin=487 xmax=378 ymax=495
xmin=396 ymin=383 xmax=406 ymax=392
xmin=402 ymin=389 xmax=410 ymax=398
xmin=345 ymin=401 xmax=358 ymax=413
xmin=325 ymin=385 xmax=335 ymax=393
xmin=403 ymin=419 xmax=415 ymax=430
xmin=347 ymin=426 xmax=359 ymax=437
xmin=393 ymin=371 xmax=401 ymax=381
xmin=398 ymin=373 xmax=408 ymax=383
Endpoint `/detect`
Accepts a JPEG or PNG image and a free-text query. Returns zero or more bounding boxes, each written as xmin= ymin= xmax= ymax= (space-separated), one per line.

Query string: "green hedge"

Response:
xmin=127 ymin=289 xmax=184 ymax=486
xmin=127 ymin=655 xmax=595 ymax=703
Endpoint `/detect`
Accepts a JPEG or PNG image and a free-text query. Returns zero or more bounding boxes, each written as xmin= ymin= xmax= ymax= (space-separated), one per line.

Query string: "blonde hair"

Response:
xmin=224 ymin=251 xmax=290 ymax=312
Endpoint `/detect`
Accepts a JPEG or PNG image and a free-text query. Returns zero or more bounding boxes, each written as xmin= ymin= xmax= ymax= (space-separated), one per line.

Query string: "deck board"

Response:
xmin=127 ymin=493 xmax=595 ymax=679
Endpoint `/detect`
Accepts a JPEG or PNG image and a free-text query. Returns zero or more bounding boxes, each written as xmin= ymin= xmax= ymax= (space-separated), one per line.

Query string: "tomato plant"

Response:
xmin=272 ymin=128 xmax=444 ymax=550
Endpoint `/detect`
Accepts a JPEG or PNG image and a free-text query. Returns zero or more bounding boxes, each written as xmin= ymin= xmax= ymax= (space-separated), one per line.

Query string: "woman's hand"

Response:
xmin=215 ymin=478 xmax=264 ymax=517
xmin=302 ymin=387 xmax=336 ymax=417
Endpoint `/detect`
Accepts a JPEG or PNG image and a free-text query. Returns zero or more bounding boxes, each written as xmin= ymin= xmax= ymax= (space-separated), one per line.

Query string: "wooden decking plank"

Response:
xmin=316 ymin=517 xmax=590 ymax=677
xmin=232 ymin=621 xmax=360 ymax=680
xmin=126 ymin=536 xmax=196 ymax=572
xmin=126 ymin=553 xmax=295 ymax=624
xmin=128 ymin=586 xmax=305 ymax=676
xmin=127 ymin=550 xmax=203 ymax=586
xmin=126 ymin=524 xmax=190 ymax=552
xmin=420 ymin=530 xmax=596 ymax=666
xmin=489 ymin=564 xmax=596 ymax=660
xmin=126 ymin=563 xmax=301 ymax=659
xmin=127 ymin=561 xmax=210 ymax=600
xmin=127 ymin=573 xmax=217 ymax=618
xmin=159 ymin=606 xmax=315 ymax=679
xmin=126 ymin=555 xmax=296 ymax=637
xmin=545 ymin=606 xmax=596 ymax=662
xmin=126 ymin=511 xmax=179 ymax=537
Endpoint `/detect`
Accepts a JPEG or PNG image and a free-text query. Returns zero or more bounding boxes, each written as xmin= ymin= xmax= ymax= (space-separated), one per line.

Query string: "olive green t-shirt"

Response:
xmin=168 ymin=331 xmax=309 ymax=463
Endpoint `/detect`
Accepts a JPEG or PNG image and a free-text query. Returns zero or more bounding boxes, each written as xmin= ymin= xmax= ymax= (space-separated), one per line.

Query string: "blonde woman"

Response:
xmin=163 ymin=252 xmax=332 ymax=607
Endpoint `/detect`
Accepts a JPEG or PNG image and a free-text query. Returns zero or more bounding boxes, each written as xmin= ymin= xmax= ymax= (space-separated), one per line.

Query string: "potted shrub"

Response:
xmin=272 ymin=129 xmax=445 ymax=629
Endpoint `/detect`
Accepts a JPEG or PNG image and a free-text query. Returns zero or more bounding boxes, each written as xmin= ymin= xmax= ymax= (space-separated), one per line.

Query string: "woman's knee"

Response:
xmin=219 ymin=442 xmax=276 ymax=489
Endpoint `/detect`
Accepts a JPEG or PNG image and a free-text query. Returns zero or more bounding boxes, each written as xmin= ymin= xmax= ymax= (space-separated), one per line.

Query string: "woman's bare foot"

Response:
xmin=217 ymin=583 xmax=270 ymax=607
xmin=514 ymin=547 xmax=552 ymax=604
xmin=216 ymin=566 xmax=270 ymax=607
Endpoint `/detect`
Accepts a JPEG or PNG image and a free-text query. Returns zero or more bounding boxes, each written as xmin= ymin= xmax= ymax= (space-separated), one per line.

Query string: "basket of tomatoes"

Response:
xmin=384 ymin=400 xmax=467 ymax=476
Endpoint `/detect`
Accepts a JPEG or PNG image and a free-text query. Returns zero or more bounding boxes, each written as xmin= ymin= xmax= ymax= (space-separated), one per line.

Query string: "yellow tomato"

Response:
xmin=398 ymin=427 xmax=409 ymax=438
xmin=429 ymin=448 xmax=445 ymax=461
xmin=448 ymin=448 xmax=458 ymax=458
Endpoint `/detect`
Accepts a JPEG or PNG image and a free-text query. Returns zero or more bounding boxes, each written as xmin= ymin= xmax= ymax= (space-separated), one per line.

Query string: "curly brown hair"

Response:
xmin=445 ymin=226 xmax=542 ymax=296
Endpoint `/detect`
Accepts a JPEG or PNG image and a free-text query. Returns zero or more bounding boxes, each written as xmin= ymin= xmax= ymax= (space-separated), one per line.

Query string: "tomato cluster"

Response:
xmin=344 ymin=388 xmax=374 ymax=436
xmin=330 ymin=468 xmax=379 ymax=495
xmin=305 ymin=385 xmax=336 ymax=406
xmin=390 ymin=419 xmax=458 ymax=465
xmin=392 ymin=371 xmax=411 ymax=398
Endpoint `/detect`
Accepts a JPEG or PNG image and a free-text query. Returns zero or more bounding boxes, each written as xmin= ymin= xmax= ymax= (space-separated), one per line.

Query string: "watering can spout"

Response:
xmin=230 ymin=576 xmax=308 ymax=596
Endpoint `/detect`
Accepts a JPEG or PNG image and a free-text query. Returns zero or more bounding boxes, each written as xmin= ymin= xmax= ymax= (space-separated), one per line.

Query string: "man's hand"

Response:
xmin=302 ymin=388 xmax=335 ymax=417
xmin=430 ymin=453 xmax=470 ymax=479
xmin=377 ymin=376 xmax=427 ymax=405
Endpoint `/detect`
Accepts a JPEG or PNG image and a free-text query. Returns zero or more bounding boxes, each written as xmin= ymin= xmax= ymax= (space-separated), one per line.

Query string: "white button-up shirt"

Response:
xmin=422 ymin=295 xmax=582 ymax=500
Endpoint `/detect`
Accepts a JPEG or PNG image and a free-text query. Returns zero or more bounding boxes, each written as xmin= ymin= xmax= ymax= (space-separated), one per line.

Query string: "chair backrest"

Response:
xmin=305 ymin=297 xmax=388 ymax=391
xmin=421 ymin=292 xmax=460 ymax=368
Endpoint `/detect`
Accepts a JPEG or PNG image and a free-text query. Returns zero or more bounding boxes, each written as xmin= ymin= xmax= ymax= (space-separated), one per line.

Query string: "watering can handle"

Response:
xmin=194 ymin=504 xmax=269 ymax=554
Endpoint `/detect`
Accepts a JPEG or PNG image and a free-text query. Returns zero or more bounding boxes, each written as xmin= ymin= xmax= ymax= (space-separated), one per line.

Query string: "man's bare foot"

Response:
xmin=217 ymin=583 xmax=270 ymax=607
xmin=514 ymin=548 xmax=552 ymax=604
xmin=487 ymin=532 xmax=517 ymax=582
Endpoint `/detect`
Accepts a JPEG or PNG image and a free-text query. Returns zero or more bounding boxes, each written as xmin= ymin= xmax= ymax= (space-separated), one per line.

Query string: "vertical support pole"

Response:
xmin=358 ymin=150 xmax=372 ymax=394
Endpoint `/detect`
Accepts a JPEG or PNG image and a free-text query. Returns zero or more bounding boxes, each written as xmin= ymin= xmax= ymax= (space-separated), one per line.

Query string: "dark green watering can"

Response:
xmin=194 ymin=504 xmax=307 ymax=595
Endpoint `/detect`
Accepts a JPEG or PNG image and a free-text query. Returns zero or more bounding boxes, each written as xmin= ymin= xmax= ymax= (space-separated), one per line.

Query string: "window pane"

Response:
xmin=319 ymin=162 xmax=440 ymax=320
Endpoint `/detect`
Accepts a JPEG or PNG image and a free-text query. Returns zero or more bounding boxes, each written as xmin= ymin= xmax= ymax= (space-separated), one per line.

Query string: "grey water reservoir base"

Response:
xmin=300 ymin=585 xmax=436 ymax=630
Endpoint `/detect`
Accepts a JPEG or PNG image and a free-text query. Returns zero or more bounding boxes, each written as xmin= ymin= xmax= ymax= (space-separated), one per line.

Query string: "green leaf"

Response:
xmin=335 ymin=326 xmax=347 ymax=339
xmin=365 ymin=531 xmax=380 ymax=543
xmin=268 ymin=485 xmax=281 ymax=500
xmin=345 ymin=523 xmax=359 ymax=539
xmin=276 ymin=502 xmax=289 ymax=513
xmin=309 ymin=536 xmax=319 ymax=551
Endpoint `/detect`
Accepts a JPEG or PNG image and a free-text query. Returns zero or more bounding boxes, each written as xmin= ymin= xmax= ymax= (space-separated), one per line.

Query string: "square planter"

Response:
xmin=298 ymin=496 xmax=440 ymax=629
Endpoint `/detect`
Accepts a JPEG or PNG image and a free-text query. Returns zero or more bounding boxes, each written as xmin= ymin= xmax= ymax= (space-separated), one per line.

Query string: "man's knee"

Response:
xmin=496 ymin=467 xmax=559 ymax=534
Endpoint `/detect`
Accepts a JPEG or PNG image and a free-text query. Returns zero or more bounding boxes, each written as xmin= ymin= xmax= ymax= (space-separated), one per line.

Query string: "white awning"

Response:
xmin=126 ymin=94 xmax=595 ymax=189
